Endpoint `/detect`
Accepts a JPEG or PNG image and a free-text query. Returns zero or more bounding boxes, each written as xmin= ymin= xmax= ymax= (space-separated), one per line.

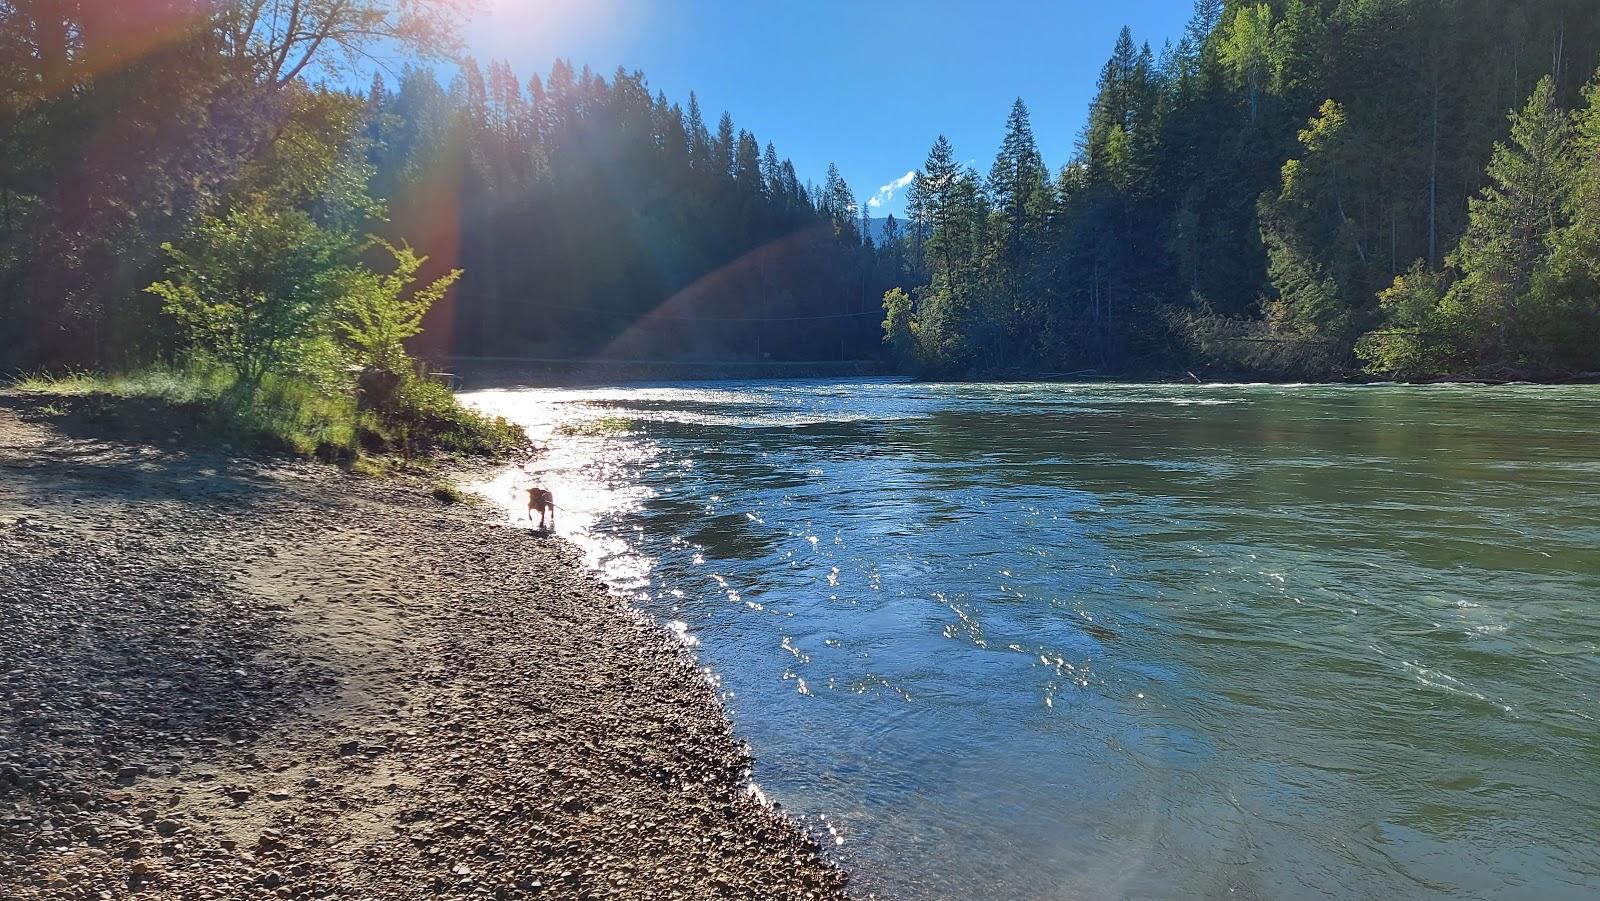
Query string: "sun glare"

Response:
xmin=473 ymin=0 xmax=625 ymax=52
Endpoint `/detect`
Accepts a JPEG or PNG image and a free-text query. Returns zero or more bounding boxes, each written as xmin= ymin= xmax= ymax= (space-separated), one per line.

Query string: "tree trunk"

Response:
xmin=1334 ymin=181 xmax=1368 ymax=265
xmin=1554 ymin=14 xmax=1566 ymax=90
xmin=1429 ymin=75 xmax=1440 ymax=269
xmin=1391 ymin=205 xmax=1398 ymax=276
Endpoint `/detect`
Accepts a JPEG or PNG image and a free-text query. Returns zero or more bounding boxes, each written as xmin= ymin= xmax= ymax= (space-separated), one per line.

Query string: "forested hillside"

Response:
xmin=363 ymin=63 xmax=888 ymax=362
xmin=895 ymin=0 xmax=1600 ymax=379
xmin=4 ymin=0 xmax=1600 ymax=380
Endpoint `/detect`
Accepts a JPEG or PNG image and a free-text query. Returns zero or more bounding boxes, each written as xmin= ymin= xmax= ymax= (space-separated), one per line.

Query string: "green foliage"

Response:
xmin=904 ymin=2 xmax=1600 ymax=381
xmin=1359 ymin=70 xmax=1600 ymax=379
xmin=1443 ymin=77 xmax=1574 ymax=364
xmin=1219 ymin=3 xmax=1274 ymax=122
xmin=881 ymin=288 xmax=917 ymax=367
xmin=1167 ymin=301 xmax=1345 ymax=379
xmin=147 ymin=198 xmax=351 ymax=390
xmin=375 ymin=376 xmax=527 ymax=456
xmin=430 ymin=481 xmax=469 ymax=504
xmin=340 ymin=240 xmax=462 ymax=373
xmin=16 ymin=361 xmax=524 ymax=461
xmin=235 ymin=89 xmax=384 ymax=229
xmin=0 ymin=2 xmax=464 ymax=371
xmin=1356 ymin=263 xmax=1456 ymax=378
xmin=16 ymin=362 xmax=359 ymax=460
xmin=11 ymin=0 xmax=1600 ymax=385
xmin=1258 ymin=101 xmax=1362 ymax=344
xmin=362 ymin=61 xmax=891 ymax=363
xmin=1521 ymin=73 xmax=1600 ymax=373
xmin=1272 ymin=0 xmax=1326 ymax=102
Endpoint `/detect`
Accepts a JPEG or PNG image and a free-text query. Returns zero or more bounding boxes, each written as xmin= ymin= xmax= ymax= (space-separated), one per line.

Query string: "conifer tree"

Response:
xmin=1444 ymin=76 xmax=1573 ymax=363
xmin=989 ymin=98 xmax=1049 ymax=261
xmin=685 ymin=92 xmax=713 ymax=174
xmin=1523 ymin=70 xmax=1600 ymax=370
xmin=714 ymin=112 xmax=736 ymax=179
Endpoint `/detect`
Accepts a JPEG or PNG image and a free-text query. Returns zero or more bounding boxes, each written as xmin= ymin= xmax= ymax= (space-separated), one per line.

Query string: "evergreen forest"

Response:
xmin=5 ymin=1 xmax=1600 ymax=381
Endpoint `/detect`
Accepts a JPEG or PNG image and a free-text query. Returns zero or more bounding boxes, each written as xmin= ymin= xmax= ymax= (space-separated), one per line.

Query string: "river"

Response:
xmin=460 ymin=380 xmax=1600 ymax=900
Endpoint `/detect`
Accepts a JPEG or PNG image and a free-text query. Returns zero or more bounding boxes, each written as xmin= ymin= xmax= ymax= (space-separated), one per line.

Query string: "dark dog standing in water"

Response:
xmin=526 ymin=486 xmax=555 ymax=530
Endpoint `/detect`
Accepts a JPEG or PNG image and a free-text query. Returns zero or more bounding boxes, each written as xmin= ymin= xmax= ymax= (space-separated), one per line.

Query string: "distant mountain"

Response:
xmin=863 ymin=215 xmax=902 ymax=244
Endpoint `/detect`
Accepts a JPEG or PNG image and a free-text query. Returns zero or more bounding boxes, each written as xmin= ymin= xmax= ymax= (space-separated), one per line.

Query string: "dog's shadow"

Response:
xmin=516 ymin=517 xmax=555 ymax=535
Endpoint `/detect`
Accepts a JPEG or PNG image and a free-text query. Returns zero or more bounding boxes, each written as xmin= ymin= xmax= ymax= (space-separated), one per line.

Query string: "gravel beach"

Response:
xmin=0 ymin=395 xmax=850 ymax=900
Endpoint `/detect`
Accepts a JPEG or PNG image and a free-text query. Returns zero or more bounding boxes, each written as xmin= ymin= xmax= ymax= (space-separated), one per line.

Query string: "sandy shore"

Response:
xmin=0 ymin=395 xmax=850 ymax=899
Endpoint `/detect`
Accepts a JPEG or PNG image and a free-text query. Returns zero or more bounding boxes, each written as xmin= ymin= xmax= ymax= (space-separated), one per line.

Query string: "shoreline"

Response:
xmin=439 ymin=357 xmax=1600 ymax=390
xmin=0 ymin=395 xmax=850 ymax=899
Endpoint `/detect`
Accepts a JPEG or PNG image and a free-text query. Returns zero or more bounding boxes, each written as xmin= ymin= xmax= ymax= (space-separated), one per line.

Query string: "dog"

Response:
xmin=525 ymin=486 xmax=555 ymax=530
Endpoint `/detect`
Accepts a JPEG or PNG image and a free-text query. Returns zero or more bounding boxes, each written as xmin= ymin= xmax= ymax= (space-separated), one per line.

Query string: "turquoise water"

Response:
xmin=463 ymin=381 xmax=1600 ymax=900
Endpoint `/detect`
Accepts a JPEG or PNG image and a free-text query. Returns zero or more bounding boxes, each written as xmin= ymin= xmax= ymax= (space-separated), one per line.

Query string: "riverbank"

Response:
xmin=0 ymin=394 xmax=849 ymax=900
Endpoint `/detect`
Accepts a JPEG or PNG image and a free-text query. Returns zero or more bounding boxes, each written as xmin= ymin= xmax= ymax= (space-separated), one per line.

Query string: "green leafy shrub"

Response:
xmin=147 ymin=197 xmax=348 ymax=391
xmin=1355 ymin=263 xmax=1457 ymax=378
xmin=339 ymin=240 xmax=461 ymax=374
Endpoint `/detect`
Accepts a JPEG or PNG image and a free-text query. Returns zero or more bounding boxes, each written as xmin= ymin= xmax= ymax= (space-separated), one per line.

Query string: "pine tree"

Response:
xmin=921 ymin=136 xmax=960 ymax=278
xmin=1444 ymin=76 xmax=1573 ymax=364
xmin=1272 ymin=0 xmax=1325 ymax=105
xmin=762 ymin=142 xmax=783 ymax=202
xmin=988 ymin=97 xmax=1052 ymax=353
xmin=685 ymin=92 xmax=713 ymax=174
xmin=734 ymin=129 xmax=763 ymax=198
xmin=822 ymin=163 xmax=857 ymax=237
xmin=714 ymin=112 xmax=736 ymax=180
xmin=1086 ymin=28 xmax=1141 ymax=173
xmin=1525 ymin=69 xmax=1600 ymax=370
xmin=989 ymin=98 xmax=1049 ymax=259
xmin=905 ymin=171 xmax=929 ymax=284
xmin=880 ymin=213 xmax=905 ymax=283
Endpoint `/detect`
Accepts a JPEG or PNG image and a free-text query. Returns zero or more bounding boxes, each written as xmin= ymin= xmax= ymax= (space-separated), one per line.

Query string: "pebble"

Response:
xmin=0 ymin=404 xmax=851 ymax=899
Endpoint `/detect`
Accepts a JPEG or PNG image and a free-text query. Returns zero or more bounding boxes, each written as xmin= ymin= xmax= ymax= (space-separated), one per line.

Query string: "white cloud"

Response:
xmin=867 ymin=170 xmax=916 ymax=210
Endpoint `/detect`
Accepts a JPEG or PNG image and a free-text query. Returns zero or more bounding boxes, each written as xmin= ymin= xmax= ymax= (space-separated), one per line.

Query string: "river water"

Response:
xmin=460 ymin=380 xmax=1600 ymax=900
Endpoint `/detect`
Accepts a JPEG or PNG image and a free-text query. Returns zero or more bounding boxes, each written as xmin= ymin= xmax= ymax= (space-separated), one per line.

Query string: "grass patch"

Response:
xmin=12 ymin=362 xmax=528 ymax=465
xmin=429 ymin=480 xmax=468 ymax=504
xmin=360 ymin=376 xmax=528 ymax=457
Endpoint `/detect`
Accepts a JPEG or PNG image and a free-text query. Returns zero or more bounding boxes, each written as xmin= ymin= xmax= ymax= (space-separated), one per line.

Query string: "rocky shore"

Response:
xmin=0 ymin=396 xmax=850 ymax=899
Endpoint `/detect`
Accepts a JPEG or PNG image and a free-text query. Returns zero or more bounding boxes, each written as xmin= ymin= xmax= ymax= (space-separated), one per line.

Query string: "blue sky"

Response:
xmin=459 ymin=0 xmax=1197 ymax=217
